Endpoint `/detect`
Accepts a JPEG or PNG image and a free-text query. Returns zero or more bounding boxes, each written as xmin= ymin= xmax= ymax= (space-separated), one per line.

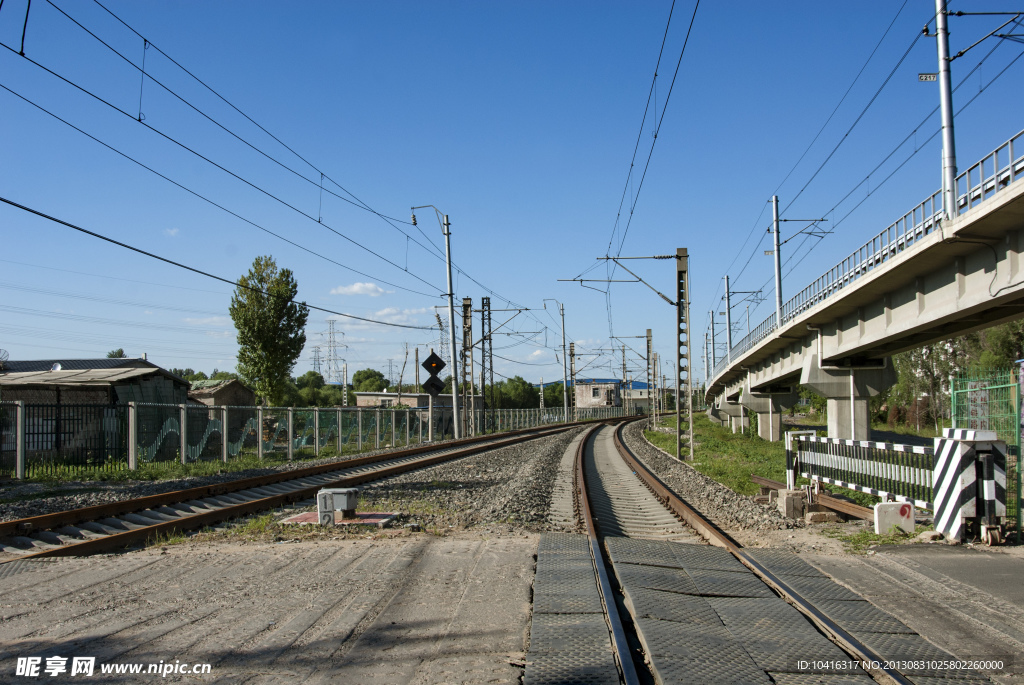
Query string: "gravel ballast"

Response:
xmin=0 ymin=435 xmax=505 ymax=524
xmin=0 ymin=429 xmax=587 ymax=534
xmin=357 ymin=427 xmax=586 ymax=533
xmin=620 ymin=420 xmax=802 ymax=533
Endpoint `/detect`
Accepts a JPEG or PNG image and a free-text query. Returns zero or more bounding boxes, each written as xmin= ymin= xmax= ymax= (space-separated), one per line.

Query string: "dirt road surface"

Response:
xmin=0 ymin=534 xmax=535 ymax=684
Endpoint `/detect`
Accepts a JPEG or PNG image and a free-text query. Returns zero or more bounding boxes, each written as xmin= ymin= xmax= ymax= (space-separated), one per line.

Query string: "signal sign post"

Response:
xmin=422 ymin=351 xmax=446 ymax=442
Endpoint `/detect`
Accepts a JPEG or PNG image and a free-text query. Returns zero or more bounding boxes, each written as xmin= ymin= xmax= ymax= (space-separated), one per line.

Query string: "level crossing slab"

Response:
xmin=605 ymin=537 xmax=994 ymax=684
xmin=525 ymin=533 xmax=619 ymax=685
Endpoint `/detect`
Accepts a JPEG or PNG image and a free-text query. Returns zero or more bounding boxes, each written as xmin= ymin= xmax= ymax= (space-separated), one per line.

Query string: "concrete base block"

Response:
xmin=806 ymin=510 xmax=843 ymax=524
xmin=777 ymin=489 xmax=806 ymax=519
xmin=874 ymin=502 xmax=915 ymax=534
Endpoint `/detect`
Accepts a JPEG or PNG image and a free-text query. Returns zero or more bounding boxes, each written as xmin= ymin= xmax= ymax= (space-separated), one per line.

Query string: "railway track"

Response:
xmin=526 ymin=419 xmax=990 ymax=685
xmin=0 ymin=419 xmax=625 ymax=563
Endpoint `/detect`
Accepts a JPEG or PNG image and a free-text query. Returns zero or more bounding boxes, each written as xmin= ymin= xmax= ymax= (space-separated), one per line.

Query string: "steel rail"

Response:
xmin=0 ymin=422 xmax=569 ymax=540
xmin=751 ymin=475 xmax=874 ymax=520
xmin=611 ymin=422 xmax=913 ymax=685
xmin=2 ymin=418 xmax=628 ymax=562
xmin=573 ymin=424 xmax=641 ymax=685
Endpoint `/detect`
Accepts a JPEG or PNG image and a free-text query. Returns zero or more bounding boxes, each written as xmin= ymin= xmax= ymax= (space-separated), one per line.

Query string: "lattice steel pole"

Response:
xmin=462 ymin=297 xmax=473 ymax=436
xmin=677 ymin=248 xmax=694 ymax=461
xmin=646 ymin=329 xmax=653 ymax=428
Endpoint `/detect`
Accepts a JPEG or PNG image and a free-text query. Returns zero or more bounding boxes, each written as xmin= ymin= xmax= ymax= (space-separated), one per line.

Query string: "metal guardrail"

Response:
xmin=712 ymin=129 xmax=1024 ymax=384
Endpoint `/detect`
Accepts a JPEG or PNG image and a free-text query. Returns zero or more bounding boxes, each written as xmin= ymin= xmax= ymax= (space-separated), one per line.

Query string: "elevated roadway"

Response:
xmin=707 ymin=130 xmax=1024 ymax=440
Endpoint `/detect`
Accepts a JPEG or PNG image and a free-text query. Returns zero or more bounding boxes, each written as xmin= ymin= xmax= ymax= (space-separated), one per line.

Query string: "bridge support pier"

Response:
xmin=719 ymin=400 xmax=747 ymax=434
xmin=741 ymin=383 xmax=798 ymax=442
xmin=800 ymin=356 xmax=895 ymax=441
xmin=706 ymin=404 xmax=728 ymax=427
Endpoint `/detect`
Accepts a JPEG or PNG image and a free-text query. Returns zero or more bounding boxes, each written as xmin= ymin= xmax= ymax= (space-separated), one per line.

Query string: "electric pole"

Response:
xmin=935 ymin=0 xmax=958 ymax=218
xmin=569 ymin=342 xmax=576 ymax=421
xmin=772 ymin=195 xmax=782 ymax=329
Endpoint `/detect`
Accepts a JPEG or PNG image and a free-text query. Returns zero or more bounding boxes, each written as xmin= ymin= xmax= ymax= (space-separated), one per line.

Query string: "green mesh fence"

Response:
xmin=952 ymin=368 xmax=1021 ymax=536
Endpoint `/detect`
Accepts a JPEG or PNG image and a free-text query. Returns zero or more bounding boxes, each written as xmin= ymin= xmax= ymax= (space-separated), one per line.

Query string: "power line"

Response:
xmin=717 ymin=1 xmax=912 ymax=302
xmin=610 ymin=0 xmax=701 ymax=260
xmin=0 ymin=258 xmax=231 ymax=295
xmin=728 ymin=14 xmax=1022 ymax=331
xmin=0 ymin=195 xmax=439 ymax=330
xmin=604 ymin=0 xmax=678 ymax=259
xmin=57 ymin=0 xmax=449 ymax=265
xmin=0 ymin=281 xmax=225 ymax=316
xmin=0 ymin=79 xmax=438 ymax=298
xmin=18 ymin=1 xmax=549 ymax=341
xmin=0 ymin=37 xmax=443 ymax=295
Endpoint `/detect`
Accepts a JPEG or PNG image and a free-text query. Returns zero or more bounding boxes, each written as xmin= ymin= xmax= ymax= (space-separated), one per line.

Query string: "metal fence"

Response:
xmin=713 ymin=128 xmax=1024 ymax=382
xmin=951 ymin=369 xmax=1021 ymax=535
xmin=0 ymin=401 xmax=128 ymax=478
xmin=788 ymin=434 xmax=934 ymax=509
xmin=1 ymin=402 xmax=625 ymax=479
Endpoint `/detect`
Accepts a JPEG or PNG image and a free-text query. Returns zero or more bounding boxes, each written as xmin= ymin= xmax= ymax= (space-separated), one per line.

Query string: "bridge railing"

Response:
xmin=781 ymin=190 xmax=944 ymax=326
xmin=712 ymin=128 xmax=1024 ymax=386
xmin=955 ymin=129 xmax=1024 ymax=214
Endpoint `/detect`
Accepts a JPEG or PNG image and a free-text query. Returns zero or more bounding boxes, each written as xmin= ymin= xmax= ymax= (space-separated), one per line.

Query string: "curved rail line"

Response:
xmin=573 ymin=419 xmax=916 ymax=685
xmin=0 ymin=418 xmax=628 ymax=563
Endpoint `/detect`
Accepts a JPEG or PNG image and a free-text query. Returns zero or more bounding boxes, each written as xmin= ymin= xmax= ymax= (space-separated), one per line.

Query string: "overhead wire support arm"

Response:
xmin=775 ymin=218 xmax=831 ymax=246
xmin=596 ymin=257 xmax=676 ymax=306
xmin=944 ymin=14 xmax=1023 ymax=60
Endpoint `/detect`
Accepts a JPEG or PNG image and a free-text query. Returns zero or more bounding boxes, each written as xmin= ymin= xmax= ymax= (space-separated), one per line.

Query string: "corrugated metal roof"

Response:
xmin=190 ymin=379 xmax=228 ymax=390
xmin=2 ymin=358 xmax=155 ymax=373
xmin=0 ymin=367 xmax=180 ymax=386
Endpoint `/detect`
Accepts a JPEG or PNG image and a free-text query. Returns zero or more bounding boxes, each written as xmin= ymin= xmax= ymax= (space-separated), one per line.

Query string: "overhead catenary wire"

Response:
xmin=0 ymin=81 xmax=438 ymax=299
xmin=738 ymin=34 xmax=1024 ymax=329
xmin=713 ymin=0 xmax=912 ymax=306
xmin=578 ymin=0 xmax=700 ymax=338
xmin=777 ymin=37 xmax=1024 ymax=285
xmin=0 ymin=37 xmax=443 ymax=294
xmin=0 ymin=196 xmax=439 ymax=330
xmin=11 ymin=1 xmax=542 ymax=344
xmin=54 ymin=0 xmax=449 ymax=265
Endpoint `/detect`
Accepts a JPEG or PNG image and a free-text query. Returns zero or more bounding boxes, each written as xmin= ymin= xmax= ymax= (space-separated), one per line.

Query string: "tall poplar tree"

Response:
xmin=229 ymin=256 xmax=309 ymax=405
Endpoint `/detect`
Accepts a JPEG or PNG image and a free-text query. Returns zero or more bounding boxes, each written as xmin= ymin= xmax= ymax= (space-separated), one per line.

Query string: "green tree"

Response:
xmin=353 ymin=368 xmax=387 ymax=392
xmin=210 ymin=369 xmax=240 ymax=381
xmin=106 ymin=348 xmax=127 ymax=358
xmin=169 ymin=368 xmax=208 ymax=382
xmin=499 ymin=376 xmax=540 ymax=408
xmin=544 ymin=382 xmax=564 ymax=409
xmin=229 ymin=256 xmax=309 ymax=405
xmin=296 ymin=370 xmax=326 ymax=390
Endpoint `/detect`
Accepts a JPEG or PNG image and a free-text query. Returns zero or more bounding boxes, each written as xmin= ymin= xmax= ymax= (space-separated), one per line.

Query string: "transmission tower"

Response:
xmin=323 ymin=320 xmax=349 ymax=406
xmin=312 ymin=346 xmax=322 ymax=376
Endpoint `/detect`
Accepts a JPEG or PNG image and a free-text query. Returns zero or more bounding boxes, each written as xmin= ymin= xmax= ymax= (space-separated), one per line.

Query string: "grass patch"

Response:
xmin=145 ymin=528 xmax=188 ymax=548
xmin=15 ymin=444 xmax=373 ymax=485
xmin=643 ymin=414 xmax=879 ymax=507
xmin=819 ymin=523 xmax=929 ymax=554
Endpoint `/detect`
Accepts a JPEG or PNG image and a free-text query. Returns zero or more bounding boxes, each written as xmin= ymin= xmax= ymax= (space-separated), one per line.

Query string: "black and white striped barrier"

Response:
xmin=933 ymin=428 xmax=1006 ymax=542
xmin=786 ymin=433 xmax=933 ymax=508
xmin=787 ymin=428 xmax=1007 ymax=542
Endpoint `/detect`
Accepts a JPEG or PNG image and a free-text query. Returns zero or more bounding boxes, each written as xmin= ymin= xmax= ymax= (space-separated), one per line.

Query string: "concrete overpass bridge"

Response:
xmin=706 ymin=129 xmax=1024 ymax=441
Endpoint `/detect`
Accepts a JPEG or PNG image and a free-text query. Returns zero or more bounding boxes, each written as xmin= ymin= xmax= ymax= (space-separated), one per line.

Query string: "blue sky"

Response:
xmin=1 ymin=1 xmax=1022 ymax=387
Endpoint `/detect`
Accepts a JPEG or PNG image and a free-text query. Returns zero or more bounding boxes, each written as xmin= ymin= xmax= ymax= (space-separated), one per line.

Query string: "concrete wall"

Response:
xmin=574 ymin=383 xmax=621 ymax=408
